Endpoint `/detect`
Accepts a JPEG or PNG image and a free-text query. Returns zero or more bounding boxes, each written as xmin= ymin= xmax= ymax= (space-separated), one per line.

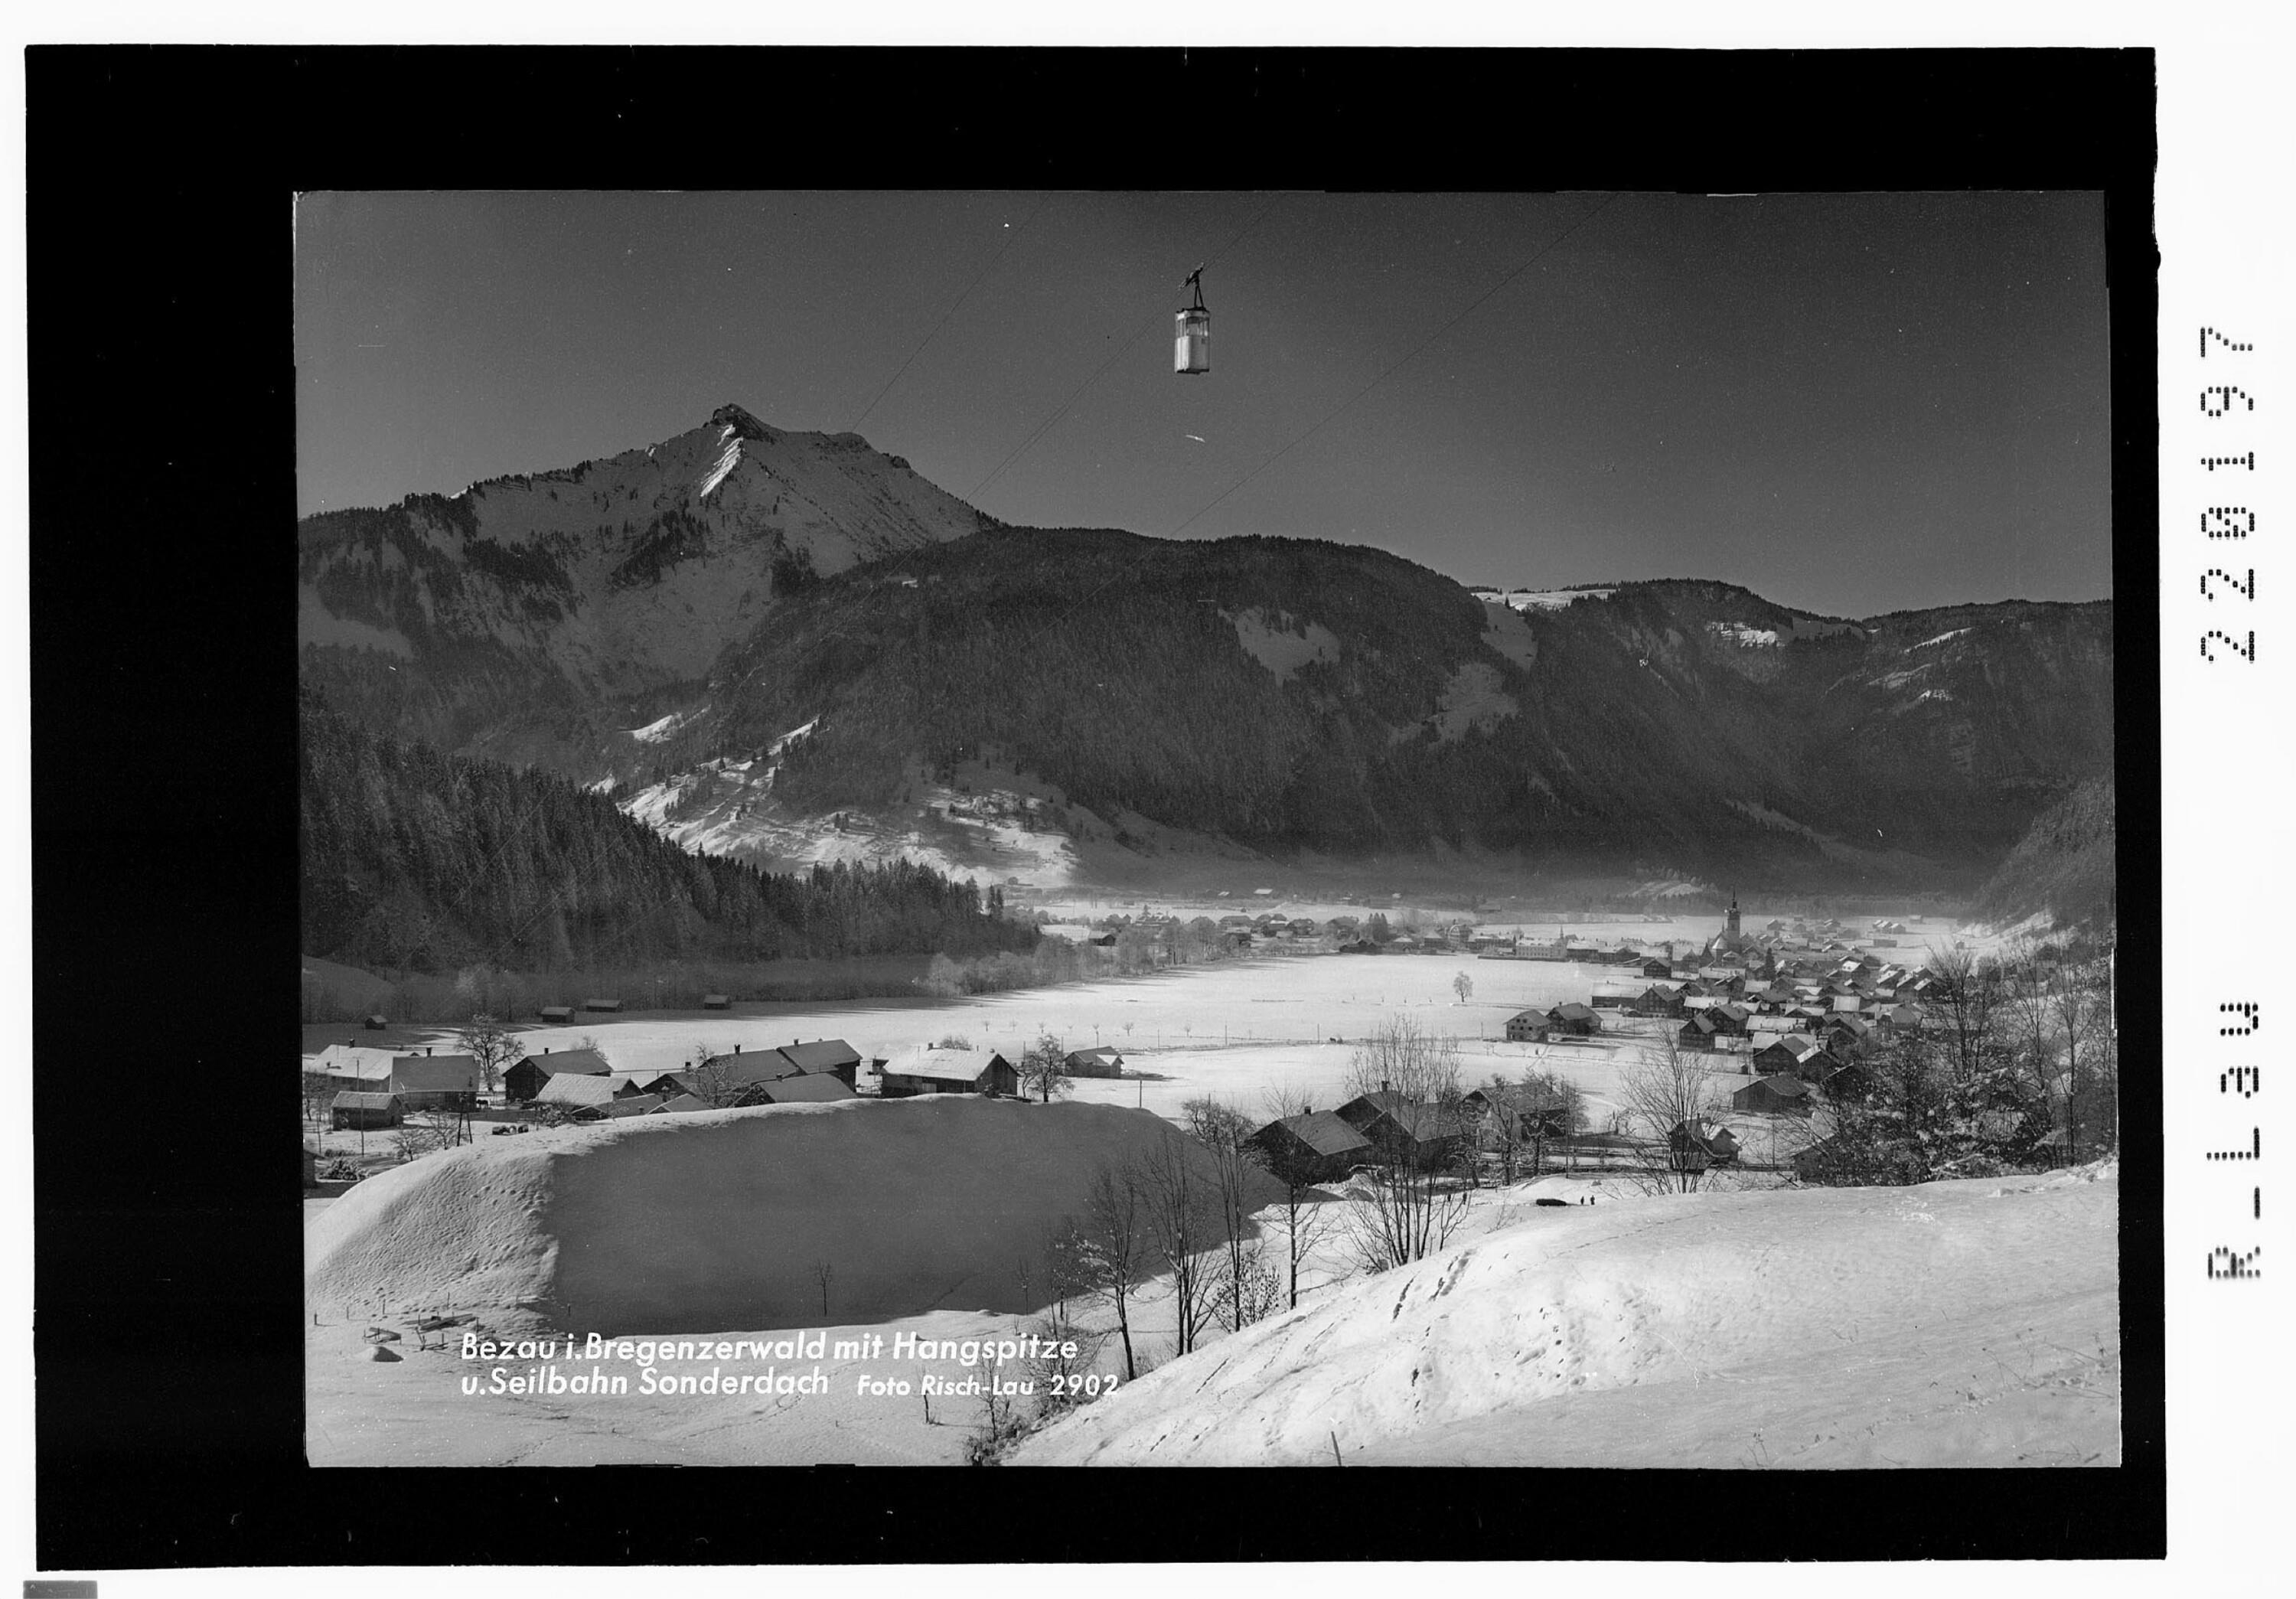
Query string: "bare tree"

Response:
xmin=455 ymin=1012 xmax=518 ymax=1097
xmin=1185 ymin=1095 xmax=1281 ymax=1334
xmin=1517 ymin=1068 xmax=1583 ymax=1179
xmin=811 ymin=1259 xmax=834 ymax=1320
xmin=1020 ymin=1030 xmax=1073 ymax=1105
xmin=678 ymin=1041 xmax=753 ymax=1108
xmin=1140 ymin=1130 xmax=1223 ymax=1359
xmin=1619 ymin=1032 xmax=1721 ymax=1193
xmin=1923 ymin=943 xmax=2001 ymax=1085
xmin=1082 ymin=1161 xmax=1147 ymax=1380
xmin=1251 ymin=1086 xmax=1345 ymax=1310
xmin=1452 ymin=971 xmax=1474 ymax=1004
xmin=1339 ymin=1015 xmax=1472 ymax=1271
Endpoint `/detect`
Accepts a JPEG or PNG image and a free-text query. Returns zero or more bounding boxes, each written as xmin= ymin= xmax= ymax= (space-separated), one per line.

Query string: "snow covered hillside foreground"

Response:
xmin=1012 ymin=1163 xmax=2120 ymax=1468
xmin=306 ymin=1098 xmax=1277 ymax=1336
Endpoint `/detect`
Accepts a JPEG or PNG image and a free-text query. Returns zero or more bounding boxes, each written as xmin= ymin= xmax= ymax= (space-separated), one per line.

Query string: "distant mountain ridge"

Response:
xmin=298 ymin=406 xmax=2115 ymax=893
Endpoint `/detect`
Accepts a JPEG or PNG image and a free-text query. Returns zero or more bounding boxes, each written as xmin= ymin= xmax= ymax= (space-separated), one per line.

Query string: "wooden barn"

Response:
xmin=1668 ymin=1120 xmax=1741 ymax=1167
xmin=1246 ymin=1111 xmax=1374 ymax=1183
xmin=330 ymin=1091 xmax=403 ymax=1131
xmin=742 ymin=1073 xmax=858 ymax=1106
xmin=879 ymin=1046 xmax=1019 ymax=1099
xmin=1504 ymin=1009 xmax=1549 ymax=1042
xmin=640 ymin=1046 xmax=803 ymax=1103
xmin=532 ymin=1072 xmax=654 ymax=1112
xmin=1678 ymin=1012 xmax=1728 ymax=1051
xmin=1065 ymin=1046 xmax=1126 ymax=1079
xmin=1333 ymin=1090 xmax=1466 ymax=1169
xmin=776 ymin=1039 xmax=864 ymax=1088
xmin=538 ymin=1005 xmax=575 ymax=1024
xmin=363 ymin=1013 xmax=389 ymax=1032
xmin=1632 ymin=984 xmax=1686 ymax=1018
xmin=390 ymin=1052 xmax=481 ymax=1111
xmin=503 ymin=1045 xmax=612 ymax=1106
xmin=583 ymin=997 xmax=624 ymax=1013
xmin=1752 ymin=1033 xmax=1828 ymax=1079
xmin=701 ymin=994 xmax=733 ymax=1010
xmin=1731 ymin=1075 xmax=1814 ymax=1116
xmin=1545 ymin=1002 xmax=1602 ymax=1036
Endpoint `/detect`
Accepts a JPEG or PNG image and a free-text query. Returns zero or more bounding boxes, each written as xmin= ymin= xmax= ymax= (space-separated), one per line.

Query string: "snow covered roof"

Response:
xmin=390 ymin=1056 xmax=481 ymax=1092
xmin=1257 ymin=1111 xmax=1375 ymax=1159
xmin=330 ymin=1091 xmax=401 ymax=1110
xmin=778 ymin=1039 xmax=862 ymax=1073
xmin=752 ymin=1073 xmax=858 ymax=1105
xmin=885 ymin=1046 xmax=1012 ymax=1083
xmin=533 ymin=1072 xmax=650 ymax=1107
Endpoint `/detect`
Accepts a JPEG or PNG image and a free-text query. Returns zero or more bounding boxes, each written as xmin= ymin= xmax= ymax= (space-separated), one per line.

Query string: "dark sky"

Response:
xmin=295 ymin=189 xmax=2111 ymax=618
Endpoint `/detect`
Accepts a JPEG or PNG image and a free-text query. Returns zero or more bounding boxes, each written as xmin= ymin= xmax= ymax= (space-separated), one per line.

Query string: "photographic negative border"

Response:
xmin=27 ymin=43 xmax=2160 ymax=1567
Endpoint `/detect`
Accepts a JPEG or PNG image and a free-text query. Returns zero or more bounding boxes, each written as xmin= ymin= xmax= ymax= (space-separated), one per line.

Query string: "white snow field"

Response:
xmin=1011 ymin=1163 xmax=2120 ymax=1468
xmin=307 ymin=1095 xmax=1277 ymax=1337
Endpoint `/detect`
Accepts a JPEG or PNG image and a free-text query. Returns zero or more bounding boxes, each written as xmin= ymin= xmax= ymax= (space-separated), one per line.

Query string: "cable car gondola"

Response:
xmin=1173 ymin=265 xmax=1211 ymax=375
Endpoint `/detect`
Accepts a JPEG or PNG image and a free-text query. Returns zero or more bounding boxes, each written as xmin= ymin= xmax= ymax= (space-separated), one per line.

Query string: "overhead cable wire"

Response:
xmin=850 ymin=191 xmax=1052 ymax=435
xmin=968 ymin=192 xmax=1284 ymax=504
xmin=1167 ymin=191 xmax=1623 ymax=539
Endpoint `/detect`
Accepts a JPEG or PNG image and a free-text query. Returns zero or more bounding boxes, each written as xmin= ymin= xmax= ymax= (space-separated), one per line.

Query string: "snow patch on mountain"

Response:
xmin=628 ymin=706 xmax=706 ymax=744
xmin=695 ymin=439 xmax=742 ymax=500
xmin=1914 ymin=628 xmax=1974 ymax=650
xmin=1706 ymin=620 xmax=1781 ymax=648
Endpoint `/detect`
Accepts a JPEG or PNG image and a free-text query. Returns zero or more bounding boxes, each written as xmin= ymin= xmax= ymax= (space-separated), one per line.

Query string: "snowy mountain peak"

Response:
xmin=709 ymin=403 xmax=773 ymax=442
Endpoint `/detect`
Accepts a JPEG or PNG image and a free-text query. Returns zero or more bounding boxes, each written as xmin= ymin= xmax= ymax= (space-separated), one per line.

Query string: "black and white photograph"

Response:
xmin=295 ymin=184 xmax=2122 ymax=1470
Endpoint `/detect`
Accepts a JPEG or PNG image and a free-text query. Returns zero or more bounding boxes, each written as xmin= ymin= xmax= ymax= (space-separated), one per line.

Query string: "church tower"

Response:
xmin=1726 ymin=892 xmax=1741 ymax=941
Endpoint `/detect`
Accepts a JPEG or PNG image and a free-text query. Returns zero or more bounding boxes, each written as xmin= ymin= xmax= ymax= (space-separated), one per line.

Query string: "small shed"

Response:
xmin=539 ymin=1006 xmax=575 ymax=1024
xmin=331 ymin=1091 xmax=403 ymax=1131
xmin=583 ymin=997 xmax=624 ymax=1013
xmin=701 ymin=994 xmax=733 ymax=1010
xmin=1065 ymin=1046 xmax=1126 ymax=1079
xmin=363 ymin=1014 xmax=389 ymax=1032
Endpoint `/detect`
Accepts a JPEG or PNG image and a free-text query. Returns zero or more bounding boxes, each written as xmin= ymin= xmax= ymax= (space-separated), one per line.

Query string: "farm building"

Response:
xmin=390 ymin=1053 xmax=481 ymax=1111
xmin=1822 ymin=1015 xmax=1877 ymax=1058
xmin=532 ymin=1072 xmax=655 ymax=1111
xmin=1065 ymin=1046 xmax=1125 ymax=1078
xmin=311 ymin=1044 xmax=395 ymax=1094
xmin=1332 ymin=1090 xmax=1467 ymax=1168
xmin=649 ymin=1094 xmax=716 ymax=1116
xmin=1503 ymin=1009 xmax=1549 ymax=1042
xmin=1641 ymin=958 xmax=1674 ymax=978
xmin=776 ymin=1039 xmax=863 ymax=1088
xmin=1678 ymin=1012 xmax=1728 ymax=1051
xmin=1668 ymin=1120 xmax=1741 ymax=1167
xmin=502 ymin=1046 xmax=612 ymax=1105
xmin=641 ymin=1046 xmax=804 ymax=1103
xmin=578 ymin=1094 xmax=667 ymax=1121
xmin=1821 ymin=1061 xmax=1879 ymax=1103
xmin=701 ymin=994 xmax=732 ymax=1010
xmin=583 ymin=997 xmax=625 ymax=1013
xmin=330 ymin=1092 xmax=403 ymax=1131
xmin=538 ymin=1006 xmax=575 ymax=1024
xmin=743 ymin=1073 xmax=858 ymax=1106
xmin=879 ymin=1046 xmax=1019 ymax=1099
xmin=1545 ymin=1002 xmax=1602 ymax=1036
xmin=1632 ymin=984 xmax=1686 ymax=1018
xmin=1752 ymin=1033 xmax=1829 ymax=1079
xmin=1245 ymin=1111 xmax=1374 ymax=1183
xmin=1731 ymin=1075 xmax=1814 ymax=1116
xmin=363 ymin=1014 xmax=389 ymax=1031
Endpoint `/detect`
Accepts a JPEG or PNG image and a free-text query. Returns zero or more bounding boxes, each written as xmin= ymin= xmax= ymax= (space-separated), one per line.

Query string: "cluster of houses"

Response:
xmin=311 ymin=1038 xmax=873 ymax=1129
xmin=310 ymin=1032 xmax=1147 ymax=1141
xmin=1497 ymin=902 xmax=1961 ymax=1120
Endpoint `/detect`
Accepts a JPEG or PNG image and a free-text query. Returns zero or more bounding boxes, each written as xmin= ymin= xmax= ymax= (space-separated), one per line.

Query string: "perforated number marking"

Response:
xmin=2203 ymin=452 xmax=2256 ymax=472
xmin=2219 ymin=1002 xmax=2260 ymax=1037
xmin=2203 ymin=385 xmax=2257 ymax=415
xmin=2202 ymin=629 xmax=2256 ymax=661
xmin=2222 ymin=1067 xmax=2262 ymax=1097
xmin=2203 ymin=568 xmax=2256 ymax=601
xmin=2203 ymin=507 xmax=2254 ymax=539
xmin=2203 ymin=327 xmax=2255 ymax=355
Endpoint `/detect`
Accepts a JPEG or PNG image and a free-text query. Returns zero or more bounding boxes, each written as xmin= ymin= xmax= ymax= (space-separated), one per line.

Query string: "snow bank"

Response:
xmin=306 ymin=1098 xmax=1272 ymax=1336
xmin=1011 ymin=1171 xmax=2118 ymax=1467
